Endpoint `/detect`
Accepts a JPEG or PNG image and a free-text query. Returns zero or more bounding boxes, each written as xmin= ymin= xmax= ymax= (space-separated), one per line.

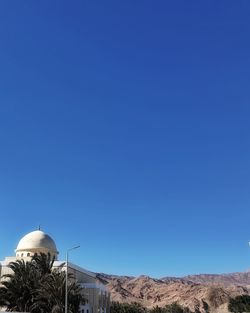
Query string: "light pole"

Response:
xmin=65 ymin=245 xmax=80 ymax=313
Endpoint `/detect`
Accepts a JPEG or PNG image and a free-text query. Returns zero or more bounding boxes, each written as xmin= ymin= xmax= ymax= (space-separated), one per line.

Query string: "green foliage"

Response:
xmin=150 ymin=306 xmax=165 ymax=313
xmin=165 ymin=302 xmax=192 ymax=313
xmin=111 ymin=302 xmax=193 ymax=313
xmin=202 ymin=300 xmax=209 ymax=313
xmin=111 ymin=302 xmax=147 ymax=313
xmin=228 ymin=295 xmax=250 ymax=313
xmin=0 ymin=253 xmax=83 ymax=313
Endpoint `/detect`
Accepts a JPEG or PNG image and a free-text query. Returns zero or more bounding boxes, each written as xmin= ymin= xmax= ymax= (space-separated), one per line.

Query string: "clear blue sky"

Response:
xmin=0 ymin=1 xmax=249 ymax=278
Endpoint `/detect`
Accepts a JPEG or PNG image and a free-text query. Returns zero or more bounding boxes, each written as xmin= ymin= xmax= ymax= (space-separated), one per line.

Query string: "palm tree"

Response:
xmin=0 ymin=259 xmax=40 ymax=312
xmin=33 ymin=270 xmax=83 ymax=313
xmin=0 ymin=253 xmax=83 ymax=313
xmin=32 ymin=252 xmax=56 ymax=276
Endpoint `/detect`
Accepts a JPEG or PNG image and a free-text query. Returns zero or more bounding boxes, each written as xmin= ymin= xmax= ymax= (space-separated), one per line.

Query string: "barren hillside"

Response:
xmin=97 ymin=272 xmax=250 ymax=313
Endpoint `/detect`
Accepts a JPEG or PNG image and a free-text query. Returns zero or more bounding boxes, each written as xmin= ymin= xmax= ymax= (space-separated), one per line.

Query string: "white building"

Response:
xmin=0 ymin=230 xmax=110 ymax=313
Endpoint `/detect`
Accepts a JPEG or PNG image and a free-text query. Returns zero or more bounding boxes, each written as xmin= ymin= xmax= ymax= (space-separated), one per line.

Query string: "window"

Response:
xmin=21 ymin=253 xmax=23 ymax=257
xmin=27 ymin=253 xmax=30 ymax=257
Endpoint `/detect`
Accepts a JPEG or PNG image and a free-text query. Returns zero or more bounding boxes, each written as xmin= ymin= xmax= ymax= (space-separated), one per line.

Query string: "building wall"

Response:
xmin=0 ymin=258 xmax=110 ymax=313
xmin=15 ymin=248 xmax=57 ymax=260
xmin=80 ymin=284 xmax=110 ymax=313
xmin=59 ymin=262 xmax=110 ymax=313
xmin=81 ymin=288 xmax=110 ymax=313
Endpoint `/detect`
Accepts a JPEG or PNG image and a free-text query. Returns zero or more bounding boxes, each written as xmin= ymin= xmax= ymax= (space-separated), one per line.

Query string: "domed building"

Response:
xmin=15 ymin=230 xmax=58 ymax=259
xmin=0 ymin=229 xmax=110 ymax=313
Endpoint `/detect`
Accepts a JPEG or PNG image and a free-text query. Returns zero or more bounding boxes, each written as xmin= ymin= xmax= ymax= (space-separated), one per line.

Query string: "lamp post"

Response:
xmin=65 ymin=245 xmax=80 ymax=313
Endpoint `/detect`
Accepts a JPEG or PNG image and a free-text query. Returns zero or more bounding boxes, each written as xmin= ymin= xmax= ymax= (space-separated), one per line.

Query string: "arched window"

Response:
xmin=21 ymin=253 xmax=23 ymax=257
xmin=27 ymin=253 xmax=30 ymax=257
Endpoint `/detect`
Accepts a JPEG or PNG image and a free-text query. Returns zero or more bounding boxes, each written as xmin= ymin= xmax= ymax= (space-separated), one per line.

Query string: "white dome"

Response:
xmin=16 ymin=230 xmax=58 ymax=258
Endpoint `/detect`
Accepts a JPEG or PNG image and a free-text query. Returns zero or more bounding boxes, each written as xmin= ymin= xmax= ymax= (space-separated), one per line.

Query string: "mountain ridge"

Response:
xmin=97 ymin=271 xmax=250 ymax=313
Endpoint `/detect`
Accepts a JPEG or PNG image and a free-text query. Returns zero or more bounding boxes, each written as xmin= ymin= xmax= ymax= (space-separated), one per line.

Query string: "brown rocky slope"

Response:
xmin=97 ymin=272 xmax=250 ymax=313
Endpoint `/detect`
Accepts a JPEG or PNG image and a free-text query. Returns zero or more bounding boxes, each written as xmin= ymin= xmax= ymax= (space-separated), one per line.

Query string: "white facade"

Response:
xmin=0 ymin=230 xmax=110 ymax=313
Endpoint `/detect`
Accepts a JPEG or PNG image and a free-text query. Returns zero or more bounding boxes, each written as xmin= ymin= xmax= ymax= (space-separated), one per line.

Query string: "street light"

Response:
xmin=65 ymin=245 xmax=80 ymax=313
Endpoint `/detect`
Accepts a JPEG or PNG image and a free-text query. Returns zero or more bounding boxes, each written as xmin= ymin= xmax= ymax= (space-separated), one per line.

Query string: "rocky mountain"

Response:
xmin=181 ymin=272 xmax=250 ymax=287
xmin=97 ymin=272 xmax=250 ymax=313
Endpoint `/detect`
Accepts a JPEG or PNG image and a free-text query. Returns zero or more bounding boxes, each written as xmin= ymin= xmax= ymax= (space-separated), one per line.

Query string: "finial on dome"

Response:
xmin=38 ymin=225 xmax=41 ymax=230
